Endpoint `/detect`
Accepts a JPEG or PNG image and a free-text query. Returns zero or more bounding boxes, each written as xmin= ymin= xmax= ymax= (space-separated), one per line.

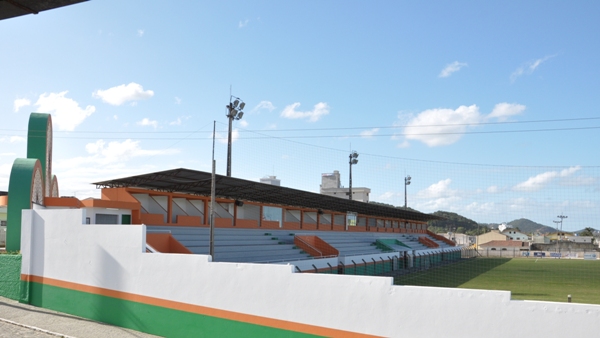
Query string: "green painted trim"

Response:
xmin=0 ymin=254 xmax=21 ymax=300
xmin=27 ymin=282 xmax=323 ymax=338
xmin=6 ymin=158 xmax=40 ymax=252
xmin=27 ymin=113 xmax=51 ymax=196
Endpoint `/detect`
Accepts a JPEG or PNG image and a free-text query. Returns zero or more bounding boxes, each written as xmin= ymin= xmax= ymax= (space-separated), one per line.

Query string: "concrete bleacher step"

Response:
xmin=146 ymin=226 xmax=448 ymax=263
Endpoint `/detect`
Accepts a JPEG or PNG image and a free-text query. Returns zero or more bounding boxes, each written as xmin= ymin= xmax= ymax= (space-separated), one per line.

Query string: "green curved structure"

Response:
xmin=27 ymin=113 xmax=53 ymax=198
xmin=6 ymin=158 xmax=44 ymax=252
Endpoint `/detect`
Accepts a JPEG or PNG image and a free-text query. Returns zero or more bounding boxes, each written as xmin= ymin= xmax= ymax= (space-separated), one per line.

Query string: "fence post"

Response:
xmin=351 ymin=260 xmax=357 ymax=275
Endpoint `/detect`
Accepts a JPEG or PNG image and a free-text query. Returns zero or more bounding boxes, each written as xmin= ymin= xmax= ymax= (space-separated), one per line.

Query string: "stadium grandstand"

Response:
xmin=90 ymin=168 xmax=461 ymax=275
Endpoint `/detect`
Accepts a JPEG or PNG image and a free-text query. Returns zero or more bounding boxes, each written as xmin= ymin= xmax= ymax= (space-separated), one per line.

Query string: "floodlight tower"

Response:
xmin=226 ymin=96 xmax=245 ymax=177
xmin=553 ymin=220 xmax=561 ymax=252
xmin=348 ymin=151 xmax=359 ymax=201
xmin=557 ymin=214 xmax=568 ymax=241
xmin=404 ymin=175 xmax=411 ymax=208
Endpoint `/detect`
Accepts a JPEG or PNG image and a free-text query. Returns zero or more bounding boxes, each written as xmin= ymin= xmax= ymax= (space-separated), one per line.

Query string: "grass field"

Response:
xmin=394 ymin=258 xmax=600 ymax=305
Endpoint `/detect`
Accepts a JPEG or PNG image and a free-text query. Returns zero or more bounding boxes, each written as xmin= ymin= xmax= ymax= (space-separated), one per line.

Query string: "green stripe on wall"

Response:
xmin=27 ymin=282 xmax=323 ymax=338
xmin=0 ymin=254 xmax=21 ymax=300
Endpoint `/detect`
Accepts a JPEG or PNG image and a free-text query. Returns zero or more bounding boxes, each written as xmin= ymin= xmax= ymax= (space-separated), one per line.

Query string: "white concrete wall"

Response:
xmin=20 ymin=208 xmax=600 ymax=337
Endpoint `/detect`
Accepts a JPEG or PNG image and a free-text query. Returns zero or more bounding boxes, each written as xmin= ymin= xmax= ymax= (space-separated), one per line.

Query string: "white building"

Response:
xmin=566 ymin=236 xmax=594 ymax=244
xmin=438 ymin=232 xmax=474 ymax=247
xmin=320 ymin=170 xmax=370 ymax=202
xmin=501 ymin=229 xmax=529 ymax=241
xmin=260 ymin=175 xmax=281 ymax=186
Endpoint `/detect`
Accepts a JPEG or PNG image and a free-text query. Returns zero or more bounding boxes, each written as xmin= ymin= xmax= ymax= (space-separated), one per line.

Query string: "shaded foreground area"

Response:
xmin=394 ymin=258 xmax=600 ymax=305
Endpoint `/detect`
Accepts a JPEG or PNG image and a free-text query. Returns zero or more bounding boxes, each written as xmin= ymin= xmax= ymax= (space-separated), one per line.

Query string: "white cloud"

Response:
xmin=137 ymin=118 xmax=158 ymax=129
xmin=239 ymin=120 xmax=249 ymax=128
xmin=510 ymin=55 xmax=556 ymax=82
xmin=360 ymin=128 xmax=379 ymax=138
xmin=10 ymin=136 xmax=25 ymax=143
xmin=251 ymin=101 xmax=275 ymax=114
xmin=239 ymin=19 xmax=249 ymax=28
xmin=402 ymin=105 xmax=481 ymax=147
xmin=464 ymin=201 xmax=497 ymax=215
xmin=396 ymin=102 xmax=526 ymax=147
xmin=34 ymin=91 xmax=96 ymax=131
xmin=169 ymin=118 xmax=182 ymax=126
xmin=215 ymin=129 xmax=239 ymax=144
xmin=137 ymin=29 xmax=144 ymax=37
xmin=92 ymin=82 xmax=154 ymax=106
xmin=77 ymin=139 xmax=178 ymax=166
xmin=175 ymin=97 xmax=182 ymax=105
xmin=280 ymin=102 xmax=330 ymax=122
xmin=487 ymin=186 xmax=499 ymax=193
xmin=377 ymin=191 xmax=397 ymax=201
xmin=417 ymin=179 xmax=455 ymax=199
xmin=14 ymin=98 xmax=31 ymax=112
xmin=487 ymin=103 xmax=526 ymax=121
xmin=513 ymin=166 xmax=581 ymax=192
xmin=439 ymin=61 xmax=467 ymax=78
xmin=396 ymin=140 xmax=410 ymax=148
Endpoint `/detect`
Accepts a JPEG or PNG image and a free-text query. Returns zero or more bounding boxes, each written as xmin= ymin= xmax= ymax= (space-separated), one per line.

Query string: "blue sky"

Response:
xmin=2 ymin=1 xmax=600 ymax=230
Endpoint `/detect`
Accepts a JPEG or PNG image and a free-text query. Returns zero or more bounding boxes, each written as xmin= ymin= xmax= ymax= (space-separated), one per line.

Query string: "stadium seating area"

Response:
xmin=146 ymin=226 xmax=460 ymax=274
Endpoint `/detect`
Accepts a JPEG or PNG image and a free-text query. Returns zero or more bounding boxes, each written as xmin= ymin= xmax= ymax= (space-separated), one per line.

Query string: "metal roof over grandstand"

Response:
xmin=94 ymin=168 xmax=441 ymax=222
xmin=0 ymin=0 xmax=86 ymax=21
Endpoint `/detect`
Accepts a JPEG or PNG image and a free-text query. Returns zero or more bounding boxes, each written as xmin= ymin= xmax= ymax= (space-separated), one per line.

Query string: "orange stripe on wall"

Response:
xmin=21 ymin=274 xmax=381 ymax=338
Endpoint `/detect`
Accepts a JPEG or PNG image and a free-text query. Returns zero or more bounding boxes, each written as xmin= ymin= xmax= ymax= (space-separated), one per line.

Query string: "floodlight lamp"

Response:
xmin=230 ymin=110 xmax=238 ymax=118
xmin=232 ymin=99 xmax=239 ymax=108
xmin=352 ymin=152 xmax=359 ymax=158
xmin=239 ymin=102 xmax=245 ymax=110
xmin=352 ymin=159 xmax=358 ymax=164
xmin=237 ymin=112 xmax=244 ymax=119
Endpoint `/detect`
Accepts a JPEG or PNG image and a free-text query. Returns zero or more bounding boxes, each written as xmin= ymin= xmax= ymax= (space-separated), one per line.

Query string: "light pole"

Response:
xmin=553 ymin=220 xmax=561 ymax=253
xmin=348 ymin=151 xmax=358 ymax=201
xmin=226 ymin=96 xmax=245 ymax=177
xmin=404 ymin=175 xmax=411 ymax=208
xmin=557 ymin=214 xmax=568 ymax=242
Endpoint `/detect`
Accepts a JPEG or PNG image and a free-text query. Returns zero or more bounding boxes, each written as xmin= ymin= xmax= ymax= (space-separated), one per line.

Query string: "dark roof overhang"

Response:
xmin=0 ymin=0 xmax=87 ymax=21
xmin=94 ymin=168 xmax=441 ymax=223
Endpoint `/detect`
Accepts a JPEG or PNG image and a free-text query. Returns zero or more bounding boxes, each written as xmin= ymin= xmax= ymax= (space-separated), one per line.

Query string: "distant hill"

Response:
xmin=507 ymin=218 xmax=555 ymax=234
xmin=428 ymin=212 xmax=559 ymax=235
xmin=427 ymin=211 xmax=487 ymax=235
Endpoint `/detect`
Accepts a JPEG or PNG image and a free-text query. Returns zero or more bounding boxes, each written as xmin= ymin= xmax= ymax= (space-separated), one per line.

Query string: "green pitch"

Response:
xmin=394 ymin=258 xmax=600 ymax=304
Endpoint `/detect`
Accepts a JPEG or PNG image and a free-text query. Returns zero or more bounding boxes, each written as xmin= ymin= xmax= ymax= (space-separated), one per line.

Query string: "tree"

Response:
xmin=580 ymin=227 xmax=595 ymax=237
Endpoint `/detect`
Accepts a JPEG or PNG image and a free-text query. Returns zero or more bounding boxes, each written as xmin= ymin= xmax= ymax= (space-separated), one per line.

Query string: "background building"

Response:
xmin=260 ymin=175 xmax=281 ymax=186
xmin=320 ymin=170 xmax=371 ymax=202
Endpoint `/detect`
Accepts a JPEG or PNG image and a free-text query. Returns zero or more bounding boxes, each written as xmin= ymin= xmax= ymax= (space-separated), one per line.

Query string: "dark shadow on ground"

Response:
xmin=393 ymin=258 xmax=511 ymax=288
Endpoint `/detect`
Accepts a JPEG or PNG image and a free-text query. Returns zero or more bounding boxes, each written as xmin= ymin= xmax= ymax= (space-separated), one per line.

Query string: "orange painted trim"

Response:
xmin=0 ymin=195 xmax=8 ymax=206
xmin=44 ymin=197 xmax=83 ymax=208
xmin=81 ymin=198 xmax=140 ymax=210
xmin=21 ymin=274 xmax=381 ymax=338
